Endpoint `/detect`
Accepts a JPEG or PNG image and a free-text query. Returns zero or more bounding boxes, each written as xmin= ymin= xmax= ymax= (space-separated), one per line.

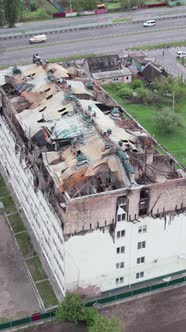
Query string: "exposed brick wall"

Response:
xmin=64 ymin=189 xmax=128 ymax=235
xmin=128 ymin=178 xmax=186 ymax=220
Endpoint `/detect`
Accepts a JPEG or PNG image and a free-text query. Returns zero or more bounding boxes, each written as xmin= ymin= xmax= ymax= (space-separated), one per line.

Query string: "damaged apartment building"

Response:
xmin=0 ymin=60 xmax=186 ymax=299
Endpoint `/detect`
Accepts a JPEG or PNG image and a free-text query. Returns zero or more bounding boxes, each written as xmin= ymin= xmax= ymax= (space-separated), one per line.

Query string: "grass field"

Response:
xmin=104 ymin=85 xmax=186 ymax=166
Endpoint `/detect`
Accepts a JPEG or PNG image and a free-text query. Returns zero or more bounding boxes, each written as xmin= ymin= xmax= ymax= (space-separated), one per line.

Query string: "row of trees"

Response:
xmin=56 ymin=293 xmax=122 ymax=332
xmin=0 ymin=0 xmax=23 ymax=28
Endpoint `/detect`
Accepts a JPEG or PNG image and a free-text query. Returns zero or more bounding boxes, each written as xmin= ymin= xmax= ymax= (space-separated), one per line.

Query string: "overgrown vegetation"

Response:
xmin=104 ymin=76 xmax=186 ymax=166
xmin=56 ymin=293 xmax=122 ymax=332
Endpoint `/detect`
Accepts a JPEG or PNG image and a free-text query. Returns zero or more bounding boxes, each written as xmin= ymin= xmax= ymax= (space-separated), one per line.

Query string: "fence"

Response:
xmin=0 ymin=275 xmax=186 ymax=330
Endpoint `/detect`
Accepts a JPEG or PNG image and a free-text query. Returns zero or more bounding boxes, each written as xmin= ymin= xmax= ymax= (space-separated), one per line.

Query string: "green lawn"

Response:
xmin=104 ymin=85 xmax=186 ymax=166
xmin=1 ymin=196 xmax=17 ymax=214
xmin=0 ymin=177 xmax=9 ymax=198
xmin=36 ymin=281 xmax=58 ymax=308
xmin=27 ymin=256 xmax=46 ymax=282
xmin=15 ymin=232 xmax=35 ymax=257
xmin=8 ymin=213 xmax=25 ymax=233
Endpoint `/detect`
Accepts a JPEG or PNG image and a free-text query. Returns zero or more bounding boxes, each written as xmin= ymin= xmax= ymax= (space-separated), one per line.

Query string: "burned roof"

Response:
xmin=0 ymin=61 xmax=182 ymax=200
xmin=87 ymin=55 xmax=121 ymax=73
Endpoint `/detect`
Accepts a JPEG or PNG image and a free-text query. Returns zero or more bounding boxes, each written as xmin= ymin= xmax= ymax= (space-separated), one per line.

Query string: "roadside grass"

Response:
xmin=48 ymin=53 xmax=96 ymax=62
xmin=0 ymin=177 xmax=9 ymax=197
xmin=8 ymin=213 xmax=25 ymax=233
xmin=1 ymin=196 xmax=17 ymax=214
xmin=27 ymin=256 xmax=46 ymax=282
xmin=112 ymin=18 xmax=131 ymax=23
xmin=15 ymin=232 xmax=35 ymax=258
xmin=103 ymin=85 xmax=186 ymax=166
xmin=177 ymin=58 xmax=186 ymax=67
xmin=129 ymin=40 xmax=186 ymax=51
xmin=36 ymin=281 xmax=58 ymax=308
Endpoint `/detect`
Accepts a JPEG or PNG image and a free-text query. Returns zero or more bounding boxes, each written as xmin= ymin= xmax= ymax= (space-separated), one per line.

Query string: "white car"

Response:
xmin=176 ymin=50 xmax=186 ymax=59
xmin=29 ymin=34 xmax=47 ymax=44
xmin=143 ymin=20 xmax=156 ymax=27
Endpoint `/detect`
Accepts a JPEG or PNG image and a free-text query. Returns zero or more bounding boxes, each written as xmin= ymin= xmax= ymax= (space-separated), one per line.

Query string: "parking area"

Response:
xmin=148 ymin=47 xmax=186 ymax=80
xmin=101 ymin=285 xmax=186 ymax=332
xmin=0 ymin=215 xmax=40 ymax=319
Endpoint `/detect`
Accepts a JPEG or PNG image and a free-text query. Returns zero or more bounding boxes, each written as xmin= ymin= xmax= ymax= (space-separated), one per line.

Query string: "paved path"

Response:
xmin=148 ymin=47 xmax=186 ymax=80
xmin=0 ymin=215 xmax=40 ymax=319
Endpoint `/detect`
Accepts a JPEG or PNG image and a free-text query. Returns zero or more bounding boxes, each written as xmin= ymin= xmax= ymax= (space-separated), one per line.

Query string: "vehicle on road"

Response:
xmin=176 ymin=50 xmax=186 ymax=58
xmin=143 ymin=20 xmax=156 ymax=27
xmin=29 ymin=34 xmax=47 ymax=44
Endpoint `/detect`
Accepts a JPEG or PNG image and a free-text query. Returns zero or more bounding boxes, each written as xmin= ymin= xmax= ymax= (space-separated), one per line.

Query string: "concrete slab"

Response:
xmin=0 ymin=215 xmax=40 ymax=319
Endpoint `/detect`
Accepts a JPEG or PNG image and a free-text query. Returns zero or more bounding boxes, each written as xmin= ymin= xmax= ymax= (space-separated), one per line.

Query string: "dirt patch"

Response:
xmin=28 ymin=321 xmax=87 ymax=332
xmin=101 ymin=285 xmax=186 ymax=332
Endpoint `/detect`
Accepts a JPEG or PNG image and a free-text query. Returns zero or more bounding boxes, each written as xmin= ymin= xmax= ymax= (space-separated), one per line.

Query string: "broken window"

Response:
xmin=115 ymin=277 xmax=124 ymax=285
xmin=138 ymin=225 xmax=147 ymax=233
xmin=116 ymin=262 xmax=124 ymax=269
xmin=137 ymin=256 xmax=145 ymax=264
xmin=137 ymin=241 xmax=146 ymax=249
xmin=139 ymin=189 xmax=149 ymax=216
xmin=116 ymin=246 xmax=125 ymax=254
xmin=117 ymin=230 xmax=125 ymax=238
xmin=136 ymin=271 xmax=144 ymax=279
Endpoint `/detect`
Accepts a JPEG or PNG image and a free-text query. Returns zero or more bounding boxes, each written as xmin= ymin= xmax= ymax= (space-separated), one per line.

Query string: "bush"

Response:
xmin=136 ymin=87 xmax=152 ymax=103
xmin=118 ymin=85 xmax=133 ymax=98
xmin=131 ymin=79 xmax=144 ymax=89
xmin=89 ymin=315 xmax=122 ymax=332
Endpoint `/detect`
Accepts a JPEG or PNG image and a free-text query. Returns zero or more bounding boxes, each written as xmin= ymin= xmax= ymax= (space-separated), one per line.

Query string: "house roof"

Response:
xmin=92 ymin=68 xmax=131 ymax=80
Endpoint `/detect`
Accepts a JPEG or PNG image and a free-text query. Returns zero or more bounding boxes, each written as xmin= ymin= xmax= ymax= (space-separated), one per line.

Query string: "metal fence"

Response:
xmin=0 ymin=275 xmax=185 ymax=330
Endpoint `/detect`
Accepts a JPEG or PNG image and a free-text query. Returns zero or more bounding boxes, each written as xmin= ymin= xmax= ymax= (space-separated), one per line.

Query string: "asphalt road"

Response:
xmin=0 ymin=17 xmax=186 ymax=66
xmin=1 ymin=6 xmax=186 ymax=34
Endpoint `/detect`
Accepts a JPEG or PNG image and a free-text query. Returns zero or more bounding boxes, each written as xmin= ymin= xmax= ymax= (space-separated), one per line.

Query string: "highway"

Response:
xmin=1 ymin=6 xmax=186 ymax=34
xmin=1 ymin=16 xmax=186 ymax=66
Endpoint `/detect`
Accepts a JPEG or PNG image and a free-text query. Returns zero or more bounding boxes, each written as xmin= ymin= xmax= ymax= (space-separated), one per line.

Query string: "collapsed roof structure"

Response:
xmin=0 ymin=61 xmax=183 ymax=236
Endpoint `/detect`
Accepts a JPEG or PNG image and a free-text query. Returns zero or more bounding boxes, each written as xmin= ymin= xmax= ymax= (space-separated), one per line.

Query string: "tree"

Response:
xmin=56 ymin=293 xmax=123 ymax=331
xmin=155 ymin=106 xmax=183 ymax=133
xmin=56 ymin=293 xmax=98 ymax=326
xmin=0 ymin=0 xmax=4 ymax=26
xmin=89 ymin=314 xmax=122 ymax=332
xmin=4 ymin=0 xmax=22 ymax=28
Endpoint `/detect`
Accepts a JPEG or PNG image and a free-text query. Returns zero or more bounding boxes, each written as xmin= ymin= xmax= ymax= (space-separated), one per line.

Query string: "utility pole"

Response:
xmin=69 ymin=0 xmax=72 ymax=11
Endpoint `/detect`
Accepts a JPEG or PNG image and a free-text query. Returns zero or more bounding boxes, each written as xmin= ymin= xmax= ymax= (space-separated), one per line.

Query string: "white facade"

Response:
xmin=0 ymin=116 xmax=65 ymax=298
xmin=1 ymin=113 xmax=186 ymax=296
xmin=65 ymin=204 xmax=186 ymax=292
